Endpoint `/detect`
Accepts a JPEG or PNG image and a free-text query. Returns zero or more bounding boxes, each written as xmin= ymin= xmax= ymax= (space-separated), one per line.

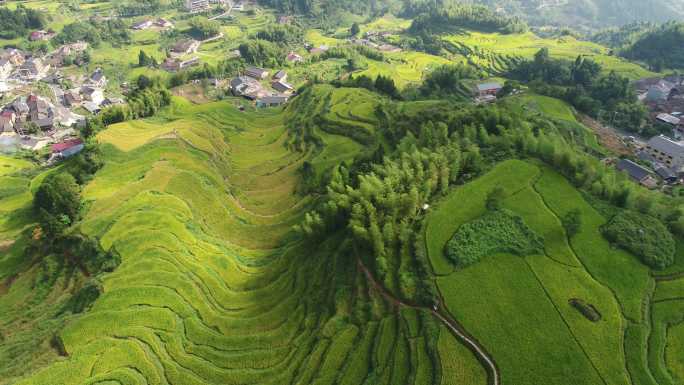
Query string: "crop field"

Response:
xmin=443 ymin=31 xmax=655 ymax=79
xmin=427 ymin=159 xmax=662 ymax=385
xmin=2 ymin=92 xmax=485 ymax=385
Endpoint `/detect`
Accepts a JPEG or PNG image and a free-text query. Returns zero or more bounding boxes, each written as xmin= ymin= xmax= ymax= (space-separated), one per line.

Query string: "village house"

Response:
xmin=81 ymin=86 xmax=105 ymax=105
xmin=27 ymin=95 xmax=54 ymax=130
xmin=476 ymin=82 xmax=503 ymax=97
xmin=155 ymin=18 xmax=174 ymax=28
xmin=616 ymin=159 xmax=658 ymax=188
xmin=273 ymin=70 xmax=287 ymax=82
xmin=0 ymin=110 xmax=15 ymax=132
xmin=309 ymin=45 xmax=329 ymax=55
xmin=82 ymin=101 xmax=101 ymax=114
xmin=18 ymin=58 xmax=49 ymax=79
xmin=186 ymin=0 xmax=211 ymax=13
xmin=64 ymin=89 xmax=82 ymax=107
xmin=277 ymin=16 xmax=293 ymax=24
xmin=29 ymin=30 xmax=55 ymax=41
xmin=52 ymin=138 xmax=84 ymax=159
xmin=645 ymin=80 xmax=676 ymax=104
xmin=256 ymin=95 xmax=289 ymax=108
xmin=2 ymin=48 xmax=24 ymax=67
xmin=0 ymin=59 xmax=12 ymax=79
xmin=286 ymin=52 xmax=303 ymax=63
xmin=161 ymin=57 xmax=200 ymax=72
xmin=101 ymin=97 xmax=125 ymax=107
xmin=53 ymin=42 xmax=88 ymax=61
xmin=245 ymin=66 xmax=269 ymax=80
xmin=231 ymin=76 xmax=268 ymax=100
xmin=11 ymin=97 xmax=29 ymax=118
xmin=171 ymin=39 xmax=201 ymax=55
xmin=132 ymin=19 xmax=154 ymax=30
xmin=88 ymin=68 xmax=107 ymax=88
xmin=655 ymin=165 xmax=679 ymax=184
xmin=656 ymin=113 xmax=681 ymax=127
xmin=272 ymin=79 xmax=294 ymax=93
xmin=645 ymin=135 xmax=684 ymax=169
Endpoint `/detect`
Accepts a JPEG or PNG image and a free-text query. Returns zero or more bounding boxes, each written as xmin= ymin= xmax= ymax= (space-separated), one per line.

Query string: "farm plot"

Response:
xmin=427 ymin=160 xmax=650 ymax=385
xmin=10 ymin=95 xmax=479 ymax=385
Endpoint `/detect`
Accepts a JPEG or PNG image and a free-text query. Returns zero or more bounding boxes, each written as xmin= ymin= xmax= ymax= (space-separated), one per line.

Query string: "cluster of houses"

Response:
xmin=230 ymin=66 xmax=294 ymax=107
xmin=613 ymin=76 xmax=684 ymax=187
xmin=0 ymin=44 xmax=120 ymax=156
xmin=636 ymin=75 xmax=684 ymax=136
xmin=29 ymin=30 xmax=56 ymax=42
xmin=184 ymin=0 xmax=250 ymax=13
xmin=0 ymin=49 xmax=50 ymax=83
xmin=617 ymin=135 xmax=684 ymax=188
xmin=349 ymin=30 xmax=402 ymax=53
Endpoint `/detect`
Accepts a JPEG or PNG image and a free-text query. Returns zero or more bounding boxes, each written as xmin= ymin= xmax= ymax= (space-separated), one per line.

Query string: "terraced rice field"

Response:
xmin=426 ymin=160 xmax=661 ymax=385
xmin=5 ymin=96 xmax=485 ymax=384
xmin=443 ymin=31 xmax=656 ymax=79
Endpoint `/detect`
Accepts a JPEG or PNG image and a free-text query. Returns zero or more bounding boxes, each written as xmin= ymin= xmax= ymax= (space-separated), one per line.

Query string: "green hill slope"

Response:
xmin=2 ymin=93 xmax=486 ymax=385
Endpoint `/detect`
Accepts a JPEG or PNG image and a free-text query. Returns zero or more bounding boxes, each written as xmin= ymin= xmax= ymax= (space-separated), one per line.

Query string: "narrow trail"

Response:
xmin=357 ymin=259 xmax=501 ymax=385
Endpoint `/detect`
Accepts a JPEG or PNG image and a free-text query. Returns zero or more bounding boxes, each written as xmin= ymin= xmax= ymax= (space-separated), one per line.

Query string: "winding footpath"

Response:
xmin=357 ymin=259 xmax=501 ymax=385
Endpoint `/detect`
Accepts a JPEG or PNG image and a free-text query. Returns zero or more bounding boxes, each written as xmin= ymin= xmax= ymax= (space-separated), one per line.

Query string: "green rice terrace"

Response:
xmin=0 ymin=91 xmax=489 ymax=385
xmin=2 ymin=81 xmax=683 ymax=384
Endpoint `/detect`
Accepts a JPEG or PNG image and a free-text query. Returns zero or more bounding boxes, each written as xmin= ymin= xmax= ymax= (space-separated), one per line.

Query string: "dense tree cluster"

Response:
xmin=98 ymin=76 xmax=172 ymax=125
xmin=445 ymin=209 xmax=543 ymax=267
xmin=413 ymin=63 xmax=477 ymax=99
xmin=255 ymin=24 xmax=304 ymax=45
xmin=168 ymin=59 xmax=245 ymax=87
xmin=334 ymin=74 xmax=401 ymax=99
xmin=603 ymin=211 xmax=675 ymax=269
xmin=297 ymin=147 xmax=460 ymax=302
xmin=0 ymin=6 xmax=46 ymax=39
xmin=238 ymin=39 xmax=284 ymax=67
xmin=116 ymin=0 xmax=166 ymax=17
xmin=509 ymin=49 xmax=652 ymax=134
xmin=621 ymin=22 xmax=684 ymax=71
xmin=34 ymin=173 xmax=81 ymax=240
xmin=187 ymin=17 xmax=221 ymax=40
xmin=408 ymin=4 xmax=527 ymax=35
xmin=54 ymin=19 xmax=131 ymax=47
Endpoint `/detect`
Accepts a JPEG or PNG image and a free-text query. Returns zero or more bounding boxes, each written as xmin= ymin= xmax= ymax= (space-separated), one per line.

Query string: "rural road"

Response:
xmin=357 ymin=259 xmax=501 ymax=385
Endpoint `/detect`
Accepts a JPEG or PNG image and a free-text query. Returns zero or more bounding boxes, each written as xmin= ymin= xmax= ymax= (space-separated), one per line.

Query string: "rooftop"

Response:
xmin=616 ymin=159 xmax=652 ymax=182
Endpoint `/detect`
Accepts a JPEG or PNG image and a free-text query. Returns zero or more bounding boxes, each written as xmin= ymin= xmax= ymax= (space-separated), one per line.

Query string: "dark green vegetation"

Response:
xmin=509 ymin=49 xmax=648 ymax=130
xmin=1 ymin=1 xmax=684 ymax=384
xmin=445 ymin=209 xmax=544 ymax=268
xmin=621 ymin=22 xmax=684 ymax=71
xmin=0 ymin=5 xmax=45 ymax=39
xmin=408 ymin=4 xmax=527 ymax=35
xmin=603 ymin=211 xmax=675 ymax=270
xmin=54 ymin=19 xmax=131 ymax=47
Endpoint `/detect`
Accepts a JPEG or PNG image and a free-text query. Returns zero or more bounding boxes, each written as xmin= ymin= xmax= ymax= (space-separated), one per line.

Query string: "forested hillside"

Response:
xmin=621 ymin=22 xmax=684 ymax=71
xmin=258 ymin=0 xmax=684 ymax=29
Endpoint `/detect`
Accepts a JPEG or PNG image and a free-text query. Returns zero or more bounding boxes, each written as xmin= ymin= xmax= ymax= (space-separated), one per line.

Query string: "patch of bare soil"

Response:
xmin=171 ymin=84 xmax=212 ymax=104
xmin=578 ymin=114 xmax=631 ymax=155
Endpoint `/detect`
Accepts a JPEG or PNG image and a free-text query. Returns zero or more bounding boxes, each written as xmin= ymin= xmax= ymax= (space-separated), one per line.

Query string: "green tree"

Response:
xmin=350 ymin=22 xmax=360 ymax=37
xmin=34 ymin=173 xmax=81 ymax=238
xmin=485 ymin=186 xmax=505 ymax=211
xmin=561 ymin=209 xmax=582 ymax=237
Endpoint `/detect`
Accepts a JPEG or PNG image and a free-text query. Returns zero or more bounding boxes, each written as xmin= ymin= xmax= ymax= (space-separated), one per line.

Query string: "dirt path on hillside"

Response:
xmin=357 ymin=259 xmax=501 ymax=385
xmin=578 ymin=115 xmax=631 ymax=155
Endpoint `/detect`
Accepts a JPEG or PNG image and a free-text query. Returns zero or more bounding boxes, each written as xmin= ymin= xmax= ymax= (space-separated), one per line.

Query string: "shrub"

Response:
xmin=445 ymin=209 xmax=544 ymax=268
xmin=569 ymin=298 xmax=601 ymax=322
xmin=602 ymin=211 xmax=675 ymax=269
